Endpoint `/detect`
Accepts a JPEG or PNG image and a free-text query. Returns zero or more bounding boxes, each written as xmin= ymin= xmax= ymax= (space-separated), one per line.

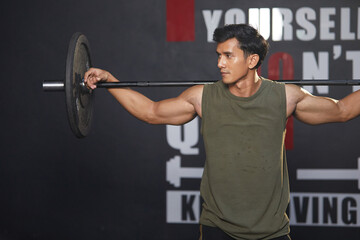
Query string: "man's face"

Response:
xmin=216 ymin=38 xmax=251 ymax=84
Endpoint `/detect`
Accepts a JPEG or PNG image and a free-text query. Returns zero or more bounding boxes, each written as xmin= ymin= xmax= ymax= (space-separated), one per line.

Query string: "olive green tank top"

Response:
xmin=200 ymin=79 xmax=290 ymax=240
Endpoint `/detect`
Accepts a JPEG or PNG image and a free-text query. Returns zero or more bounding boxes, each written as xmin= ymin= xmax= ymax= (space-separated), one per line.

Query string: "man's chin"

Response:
xmin=221 ymin=78 xmax=232 ymax=84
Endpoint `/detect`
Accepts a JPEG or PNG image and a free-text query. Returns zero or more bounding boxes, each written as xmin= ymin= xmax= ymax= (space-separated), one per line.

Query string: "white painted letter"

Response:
xmin=203 ymin=10 xmax=223 ymax=42
xmin=341 ymin=8 xmax=355 ymax=40
xmin=303 ymin=52 xmax=329 ymax=94
xmin=166 ymin=117 xmax=199 ymax=155
xmin=358 ymin=8 xmax=360 ymax=40
xmin=346 ymin=51 xmax=360 ymax=92
xmin=272 ymin=8 xmax=293 ymax=41
xmin=296 ymin=7 xmax=316 ymax=41
xmin=249 ymin=8 xmax=270 ymax=40
xmin=225 ymin=8 xmax=245 ymax=25
xmin=320 ymin=8 xmax=336 ymax=40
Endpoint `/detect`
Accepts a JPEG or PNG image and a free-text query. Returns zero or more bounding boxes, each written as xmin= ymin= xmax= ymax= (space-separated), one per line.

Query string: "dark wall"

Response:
xmin=0 ymin=0 xmax=359 ymax=239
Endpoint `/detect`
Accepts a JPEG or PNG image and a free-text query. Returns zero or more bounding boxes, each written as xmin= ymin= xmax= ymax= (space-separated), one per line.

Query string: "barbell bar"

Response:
xmin=43 ymin=32 xmax=360 ymax=138
xmin=43 ymin=79 xmax=360 ymax=91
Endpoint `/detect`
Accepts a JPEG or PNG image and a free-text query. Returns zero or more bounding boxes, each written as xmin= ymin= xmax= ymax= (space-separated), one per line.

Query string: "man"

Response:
xmin=84 ymin=24 xmax=360 ymax=240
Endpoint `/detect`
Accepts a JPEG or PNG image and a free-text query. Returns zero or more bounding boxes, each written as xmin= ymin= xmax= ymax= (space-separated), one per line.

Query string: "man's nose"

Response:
xmin=218 ymin=56 xmax=225 ymax=68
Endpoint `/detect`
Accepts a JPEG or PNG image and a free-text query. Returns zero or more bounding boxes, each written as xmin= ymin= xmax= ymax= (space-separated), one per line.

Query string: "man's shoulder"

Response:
xmin=203 ymin=80 xmax=223 ymax=91
xmin=262 ymin=78 xmax=285 ymax=87
xmin=284 ymin=84 xmax=307 ymax=105
xmin=182 ymin=84 xmax=205 ymax=102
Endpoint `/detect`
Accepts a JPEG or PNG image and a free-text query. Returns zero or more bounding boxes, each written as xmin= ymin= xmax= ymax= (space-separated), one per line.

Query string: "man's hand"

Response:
xmin=84 ymin=68 xmax=115 ymax=89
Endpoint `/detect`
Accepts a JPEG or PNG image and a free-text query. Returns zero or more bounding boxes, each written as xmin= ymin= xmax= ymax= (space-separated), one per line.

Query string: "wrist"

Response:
xmin=105 ymin=72 xmax=119 ymax=83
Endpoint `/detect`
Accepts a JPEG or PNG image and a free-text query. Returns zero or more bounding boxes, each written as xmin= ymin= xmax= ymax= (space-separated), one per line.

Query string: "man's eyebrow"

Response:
xmin=216 ymin=51 xmax=233 ymax=55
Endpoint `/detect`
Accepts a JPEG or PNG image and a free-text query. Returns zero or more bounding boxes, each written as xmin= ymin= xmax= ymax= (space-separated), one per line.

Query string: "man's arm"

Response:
xmin=84 ymin=68 xmax=203 ymax=125
xmin=286 ymin=84 xmax=360 ymax=125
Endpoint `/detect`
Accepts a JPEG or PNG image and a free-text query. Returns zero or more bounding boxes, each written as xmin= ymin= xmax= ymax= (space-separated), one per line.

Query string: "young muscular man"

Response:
xmin=84 ymin=24 xmax=360 ymax=240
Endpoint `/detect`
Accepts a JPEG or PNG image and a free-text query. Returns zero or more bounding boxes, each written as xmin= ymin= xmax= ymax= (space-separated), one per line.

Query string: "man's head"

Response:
xmin=213 ymin=24 xmax=269 ymax=69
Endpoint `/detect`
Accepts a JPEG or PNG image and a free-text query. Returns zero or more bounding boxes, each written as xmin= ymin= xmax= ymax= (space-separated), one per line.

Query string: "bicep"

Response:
xmin=294 ymin=91 xmax=344 ymax=125
xmin=151 ymin=98 xmax=196 ymax=125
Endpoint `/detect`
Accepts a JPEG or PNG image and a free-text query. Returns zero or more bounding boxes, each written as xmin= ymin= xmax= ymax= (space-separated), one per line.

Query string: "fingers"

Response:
xmin=84 ymin=73 xmax=96 ymax=90
xmin=84 ymin=68 xmax=94 ymax=89
xmin=84 ymin=68 xmax=104 ymax=90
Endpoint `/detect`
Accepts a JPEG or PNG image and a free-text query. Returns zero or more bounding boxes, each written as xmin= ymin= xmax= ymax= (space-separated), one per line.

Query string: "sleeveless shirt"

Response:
xmin=200 ymin=79 xmax=290 ymax=240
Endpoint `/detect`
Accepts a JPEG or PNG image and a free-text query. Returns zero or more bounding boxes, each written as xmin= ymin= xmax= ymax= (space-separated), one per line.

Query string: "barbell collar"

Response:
xmin=42 ymin=80 xmax=65 ymax=91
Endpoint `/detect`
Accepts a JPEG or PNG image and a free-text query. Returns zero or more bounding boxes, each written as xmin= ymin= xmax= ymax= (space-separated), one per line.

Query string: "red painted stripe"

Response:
xmin=268 ymin=52 xmax=295 ymax=150
xmin=166 ymin=0 xmax=195 ymax=42
xmin=285 ymin=117 xmax=294 ymax=150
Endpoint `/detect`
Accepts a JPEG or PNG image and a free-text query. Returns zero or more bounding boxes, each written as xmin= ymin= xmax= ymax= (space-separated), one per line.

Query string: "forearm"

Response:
xmin=105 ymin=74 xmax=156 ymax=123
xmin=339 ymin=89 xmax=360 ymax=122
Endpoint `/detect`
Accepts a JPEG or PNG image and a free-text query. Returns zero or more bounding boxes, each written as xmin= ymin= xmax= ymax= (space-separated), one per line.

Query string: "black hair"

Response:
xmin=213 ymin=24 xmax=269 ymax=69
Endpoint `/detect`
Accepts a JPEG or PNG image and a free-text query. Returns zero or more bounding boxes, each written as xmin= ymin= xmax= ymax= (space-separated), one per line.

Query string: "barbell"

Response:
xmin=43 ymin=32 xmax=360 ymax=138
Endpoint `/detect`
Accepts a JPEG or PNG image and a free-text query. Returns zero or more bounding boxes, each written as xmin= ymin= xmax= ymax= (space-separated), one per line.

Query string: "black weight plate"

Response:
xmin=65 ymin=33 xmax=93 ymax=138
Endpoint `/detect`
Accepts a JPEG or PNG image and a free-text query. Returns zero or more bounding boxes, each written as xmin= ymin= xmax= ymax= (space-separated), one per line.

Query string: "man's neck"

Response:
xmin=228 ymin=72 xmax=262 ymax=98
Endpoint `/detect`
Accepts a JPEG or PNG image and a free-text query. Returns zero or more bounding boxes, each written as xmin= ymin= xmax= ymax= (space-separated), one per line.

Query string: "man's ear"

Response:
xmin=248 ymin=54 xmax=260 ymax=69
